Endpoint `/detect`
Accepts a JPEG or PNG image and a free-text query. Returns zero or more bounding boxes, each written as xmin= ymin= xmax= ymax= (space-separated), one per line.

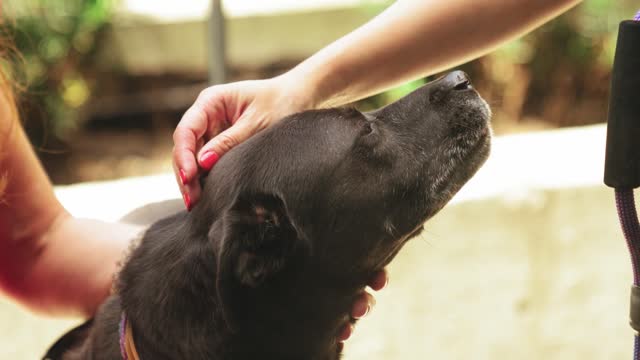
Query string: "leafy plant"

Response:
xmin=2 ymin=0 xmax=113 ymax=142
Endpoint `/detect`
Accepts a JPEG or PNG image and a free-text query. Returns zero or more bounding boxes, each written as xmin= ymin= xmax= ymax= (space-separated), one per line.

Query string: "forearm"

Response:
xmin=9 ymin=214 xmax=141 ymax=317
xmin=0 ymin=101 xmax=141 ymax=317
xmin=287 ymin=0 xmax=580 ymax=107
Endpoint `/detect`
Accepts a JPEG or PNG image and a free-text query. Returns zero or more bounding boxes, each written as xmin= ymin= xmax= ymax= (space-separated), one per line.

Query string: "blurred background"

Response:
xmin=1 ymin=0 xmax=639 ymax=359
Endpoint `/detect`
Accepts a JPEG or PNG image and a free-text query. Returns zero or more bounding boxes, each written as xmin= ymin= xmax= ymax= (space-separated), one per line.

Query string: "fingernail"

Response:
xmin=200 ymin=151 xmax=219 ymax=171
xmin=179 ymin=169 xmax=187 ymax=186
xmin=353 ymin=302 xmax=368 ymax=319
xmin=183 ymin=192 xmax=192 ymax=211
xmin=337 ymin=342 xmax=344 ymax=352
xmin=338 ymin=324 xmax=353 ymax=341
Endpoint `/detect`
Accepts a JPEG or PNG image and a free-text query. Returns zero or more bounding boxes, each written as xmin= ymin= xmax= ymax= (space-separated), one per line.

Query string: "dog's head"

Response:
xmin=192 ymin=71 xmax=490 ymax=354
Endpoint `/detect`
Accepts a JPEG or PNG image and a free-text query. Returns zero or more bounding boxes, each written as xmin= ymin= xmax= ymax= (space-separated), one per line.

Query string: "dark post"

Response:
xmin=208 ymin=0 xmax=226 ymax=85
xmin=604 ymin=21 xmax=640 ymax=188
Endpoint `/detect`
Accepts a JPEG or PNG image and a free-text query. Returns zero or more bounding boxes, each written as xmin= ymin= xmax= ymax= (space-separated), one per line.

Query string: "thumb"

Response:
xmin=197 ymin=120 xmax=256 ymax=171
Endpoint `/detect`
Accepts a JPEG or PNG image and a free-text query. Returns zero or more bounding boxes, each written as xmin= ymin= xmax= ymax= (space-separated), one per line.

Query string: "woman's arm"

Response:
xmin=290 ymin=0 xmax=581 ymax=108
xmin=0 ymin=84 xmax=142 ymax=317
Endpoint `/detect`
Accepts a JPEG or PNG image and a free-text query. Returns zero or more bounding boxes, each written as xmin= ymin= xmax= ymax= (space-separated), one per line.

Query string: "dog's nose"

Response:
xmin=443 ymin=70 xmax=472 ymax=91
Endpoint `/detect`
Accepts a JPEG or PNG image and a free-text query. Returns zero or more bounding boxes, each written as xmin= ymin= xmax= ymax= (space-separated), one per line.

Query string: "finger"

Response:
xmin=173 ymin=106 xmax=210 ymax=185
xmin=184 ymin=178 xmax=202 ymax=211
xmin=171 ymin=160 xmax=187 ymax=208
xmin=172 ymin=158 xmax=201 ymax=211
xmin=367 ymin=269 xmax=389 ymax=291
xmin=351 ymin=292 xmax=375 ymax=319
xmin=337 ymin=323 xmax=354 ymax=342
xmin=197 ymin=119 xmax=256 ymax=171
xmin=172 ymin=143 xmax=201 ymax=210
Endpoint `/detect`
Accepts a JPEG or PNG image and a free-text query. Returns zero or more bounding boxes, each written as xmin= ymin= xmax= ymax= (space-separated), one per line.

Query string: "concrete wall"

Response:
xmin=100 ymin=1 xmax=390 ymax=74
xmin=1 ymin=125 xmax=634 ymax=359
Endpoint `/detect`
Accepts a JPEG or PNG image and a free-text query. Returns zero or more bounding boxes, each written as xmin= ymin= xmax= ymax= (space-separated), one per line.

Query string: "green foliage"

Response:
xmin=3 ymin=0 xmax=112 ymax=141
xmin=358 ymin=78 xmax=428 ymax=111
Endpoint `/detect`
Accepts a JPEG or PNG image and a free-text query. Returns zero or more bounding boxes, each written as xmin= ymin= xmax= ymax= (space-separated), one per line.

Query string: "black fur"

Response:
xmin=44 ymin=72 xmax=491 ymax=360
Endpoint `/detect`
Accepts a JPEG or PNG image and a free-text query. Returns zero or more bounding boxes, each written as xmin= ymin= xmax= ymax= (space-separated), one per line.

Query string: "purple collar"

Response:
xmin=118 ymin=312 xmax=140 ymax=360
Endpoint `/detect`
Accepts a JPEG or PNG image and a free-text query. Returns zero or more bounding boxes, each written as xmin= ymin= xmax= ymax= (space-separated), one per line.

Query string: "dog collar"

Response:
xmin=114 ymin=231 xmax=146 ymax=360
xmin=119 ymin=313 xmax=141 ymax=360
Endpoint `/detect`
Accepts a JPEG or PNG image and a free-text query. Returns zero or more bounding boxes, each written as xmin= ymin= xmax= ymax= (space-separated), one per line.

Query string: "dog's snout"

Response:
xmin=445 ymin=70 xmax=472 ymax=91
xmin=425 ymin=71 xmax=474 ymax=103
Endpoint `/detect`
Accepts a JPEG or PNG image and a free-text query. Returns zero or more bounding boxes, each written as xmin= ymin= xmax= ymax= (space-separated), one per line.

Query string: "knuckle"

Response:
xmin=172 ymin=127 xmax=183 ymax=143
xmin=196 ymin=106 xmax=211 ymax=126
xmin=171 ymin=146 xmax=183 ymax=159
xmin=253 ymin=115 xmax=269 ymax=132
xmin=173 ymin=119 xmax=194 ymax=137
xmin=198 ymin=87 xmax=218 ymax=101
xmin=236 ymin=117 xmax=260 ymax=136
xmin=216 ymin=133 xmax=238 ymax=152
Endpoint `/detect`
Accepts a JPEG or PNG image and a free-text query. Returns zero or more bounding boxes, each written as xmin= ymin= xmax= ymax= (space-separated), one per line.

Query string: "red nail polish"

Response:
xmin=338 ymin=324 xmax=353 ymax=341
xmin=355 ymin=307 xmax=368 ymax=319
xmin=200 ymin=151 xmax=220 ymax=171
xmin=183 ymin=192 xmax=192 ymax=211
xmin=179 ymin=169 xmax=187 ymax=186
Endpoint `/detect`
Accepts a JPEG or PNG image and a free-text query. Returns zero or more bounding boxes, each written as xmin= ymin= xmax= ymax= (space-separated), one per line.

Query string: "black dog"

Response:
xmin=44 ymin=71 xmax=491 ymax=360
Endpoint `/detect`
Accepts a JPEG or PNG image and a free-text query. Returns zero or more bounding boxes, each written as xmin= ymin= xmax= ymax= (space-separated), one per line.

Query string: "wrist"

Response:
xmin=278 ymin=61 xmax=348 ymax=111
xmin=273 ymin=71 xmax=317 ymax=112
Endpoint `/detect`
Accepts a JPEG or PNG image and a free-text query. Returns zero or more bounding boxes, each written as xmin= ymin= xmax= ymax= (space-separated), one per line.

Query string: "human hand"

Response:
xmin=338 ymin=269 xmax=388 ymax=345
xmin=173 ymin=76 xmax=312 ymax=210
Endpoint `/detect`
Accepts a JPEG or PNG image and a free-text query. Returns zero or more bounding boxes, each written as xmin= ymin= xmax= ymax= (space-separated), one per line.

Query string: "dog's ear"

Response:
xmin=213 ymin=193 xmax=307 ymax=330
xmin=219 ymin=193 xmax=304 ymax=286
